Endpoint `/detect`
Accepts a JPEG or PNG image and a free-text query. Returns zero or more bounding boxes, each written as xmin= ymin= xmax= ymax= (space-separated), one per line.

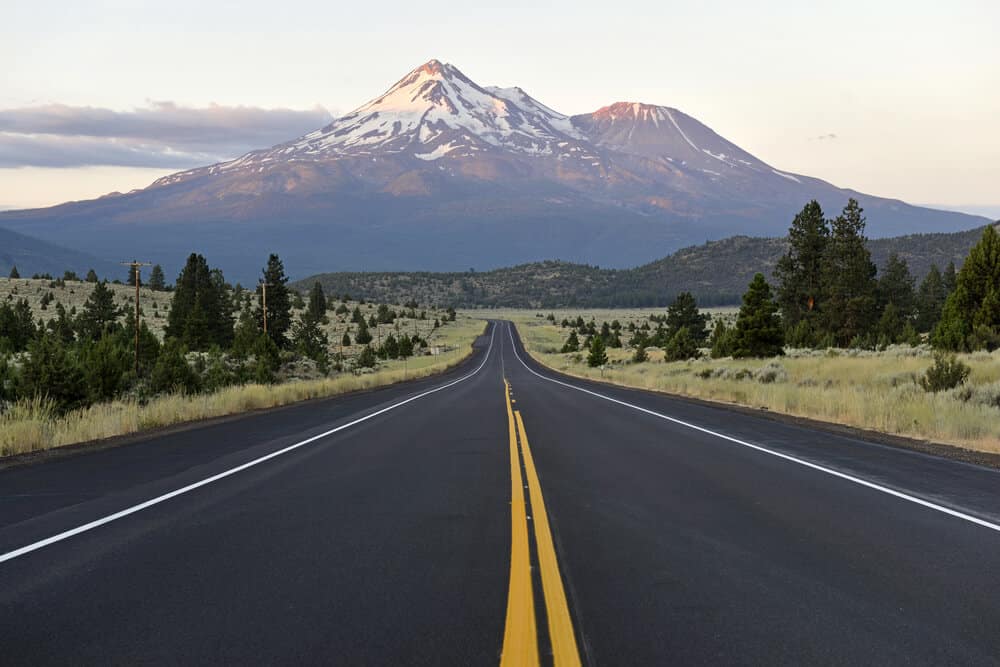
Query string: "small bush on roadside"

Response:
xmin=919 ymin=353 xmax=971 ymax=393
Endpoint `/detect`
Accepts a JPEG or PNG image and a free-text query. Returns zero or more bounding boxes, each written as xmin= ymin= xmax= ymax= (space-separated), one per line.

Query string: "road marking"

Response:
xmin=515 ymin=410 xmax=582 ymax=667
xmin=0 ymin=324 xmax=498 ymax=566
xmin=500 ymin=380 xmax=539 ymax=667
xmin=505 ymin=323 xmax=1000 ymax=535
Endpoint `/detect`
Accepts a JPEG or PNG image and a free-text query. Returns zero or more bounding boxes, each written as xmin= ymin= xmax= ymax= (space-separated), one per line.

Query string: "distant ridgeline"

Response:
xmin=293 ymin=224 xmax=997 ymax=309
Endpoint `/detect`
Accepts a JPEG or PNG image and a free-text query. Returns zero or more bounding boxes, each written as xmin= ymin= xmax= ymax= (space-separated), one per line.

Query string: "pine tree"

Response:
xmin=80 ymin=333 xmax=132 ymax=403
xmin=821 ymin=199 xmax=878 ymax=346
xmin=165 ymin=254 xmax=233 ymax=351
xmin=342 ymin=331 xmax=352 ymax=347
xmin=76 ymin=281 xmax=122 ymax=341
xmin=148 ymin=264 xmax=166 ymax=291
xmin=709 ymin=319 xmax=736 ymax=358
xmin=943 ymin=261 xmax=958 ymax=294
xmin=48 ymin=302 xmax=76 ymax=344
xmin=733 ymin=274 xmax=784 ymax=358
xmin=257 ymin=254 xmax=292 ymax=348
xmin=17 ymin=332 xmax=87 ymax=412
xmin=932 ymin=225 xmax=1000 ymax=351
xmin=915 ymin=264 xmax=947 ymax=332
xmin=0 ymin=298 xmax=37 ymax=352
xmin=305 ymin=282 xmax=328 ymax=325
xmin=398 ymin=335 xmax=414 ymax=358
xmin=150 ymin=339 xmax=200 ymax=394
xmin=561 ymin=330 xmax=580 ymax=353
xmin=126 ymin=266 xmax=138 ymax=286
xmin=356 ymin=345 xmax=377 ymax=368
xmin=85 ymin=269 xmax=99 ymax=283
xmin=587 ymin=334 xmax=608 ymax=367
xmin=665 ymin=292 xmax=709 ymax=343
xmin=8 ymin=266 xmax=19 ymax=279
xmin=355 ymin=318 xmax=373 ymax=344
xmin=664 ymin=327 xmax=699 ymax=361
xmin=292 ymin=311 xmax=329 ymax=370
xmin=632 ymin=345 xmax=648 ymax=363
xmin=878 ymin=254 xmax=916 ymax=318
xmin=774 ymin=200 xmax=829 ymax=339
xmin=231 ymin=300 xmax=261 ymax=359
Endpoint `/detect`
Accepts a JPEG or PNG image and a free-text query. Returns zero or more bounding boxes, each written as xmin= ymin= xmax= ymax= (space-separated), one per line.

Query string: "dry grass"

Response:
xmin=0 ymin=319 xmax=485 ymax=458
xmin=493 ymin=310 xmax=1000 ymax=454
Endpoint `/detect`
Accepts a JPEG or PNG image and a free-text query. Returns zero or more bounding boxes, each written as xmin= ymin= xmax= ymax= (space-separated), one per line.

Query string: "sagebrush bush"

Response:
xmin=920 ymin=353 xmax=971 ymax=393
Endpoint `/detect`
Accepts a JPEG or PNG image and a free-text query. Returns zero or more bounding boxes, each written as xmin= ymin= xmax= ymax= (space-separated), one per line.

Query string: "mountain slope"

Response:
xmin=0 ymin=227 xmax=121 ymax=279
xmin=0 ymin=60 xmax=988 ymax=284
xmin=292 ymin=223 xmax=999 ymax=308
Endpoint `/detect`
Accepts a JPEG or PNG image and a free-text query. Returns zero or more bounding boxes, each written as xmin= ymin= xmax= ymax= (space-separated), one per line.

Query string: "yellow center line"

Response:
xmin=515 ymin=409 xmax=583 ymax=667
xmin=501 ymin=380 xmax=539 ymax=667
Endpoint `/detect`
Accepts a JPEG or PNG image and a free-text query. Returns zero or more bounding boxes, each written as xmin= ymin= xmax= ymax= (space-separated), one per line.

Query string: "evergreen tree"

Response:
xmin=126 ymin=265 xmax=138 ymax=286
xmin=342 ymin=331 xmax=352 ymax=347
xmin=398 ymin=334 xmax=414 ymax=358
xmin=305 ymin=282 xmax=328 ymax=325
xmin=252 ymin=334 xmax=281 ymax=383
xmin=932 ymin=226 xmax=1000 ymax=351
xmin=774 ymin=200 xmax=829 ymax=338
xmin=118 ymin=318 xmax=161 ymax=372
xmin=80 ymin=334 xmax=132 ymax=403
xmin=48 ymin=302 xmax=76 ymax=344
xmin=257 ymin=254 xmax=292 ymax=348
xmin=148 ymin=264 xmax=166 ymax=291
xmin=352 ymin=306 xmax=365 ymax=324
xmin=733 ymin=274 xmax=785 ymax=358
xmin=292 ymin=311 xmax=329 ymax=371
xmin=231 ymin=300 xmax=261 ymax=359
xmin=664 ymin=327 xmax=699 ymax=361
xmin=561 ymin=330 xmax=580 ymax=353
xmin=8 ymin=266 xmax=19 ymax=279
xmin=150 ymin=339 xmax=200 ymax=394
xmin=381 ymin=333 xmax=400 ymax=359
xmin=76 ymin=281 xmax=122 ymax=341
xmin=709 ymin=319 xmax=736 ymax=358
xmin=355 ymin=318 xmax=373 ymax=344
xmin=665 ymin=292 xmax=709 ymax=343
xmin=85 ymin=268 xmax=99 ymax=283
xmin=356 ymin=345 xmax=377 ymax=368
xmin=943 ymin=261 xmax=958 ymax=294
xmin=915 ymin=264 xmax=947 ymax=333
xmin=821 ymin=199 xmax=878 ymax=346
xmin=17 ymin=333 xmax=87 ymax=412
xmin=165 ymin=254 xmax=233 ymax=351
xmin=0 ymin=298 xmax=37 ymax=352
xmin=878 ymin=253 xmax=916 ymax=318
xmin=632 ymin=344 xmax=648 ymax=363
xmin=586 ymin=334 xmax=608 ymax=367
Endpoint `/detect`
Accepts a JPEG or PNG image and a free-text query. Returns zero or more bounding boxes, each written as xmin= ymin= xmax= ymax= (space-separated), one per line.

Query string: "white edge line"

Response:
xmin=505 ymin=323 xmax=1000 ymax=534
xmin=0 ymin=323 xmax=498 ymax=565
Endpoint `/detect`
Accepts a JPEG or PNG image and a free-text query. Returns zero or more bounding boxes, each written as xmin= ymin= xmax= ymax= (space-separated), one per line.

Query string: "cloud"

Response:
xmin=812 ymin=133 xmax=838 ymax=141
xmin=0 ymin=102 xmax=333 ymax=168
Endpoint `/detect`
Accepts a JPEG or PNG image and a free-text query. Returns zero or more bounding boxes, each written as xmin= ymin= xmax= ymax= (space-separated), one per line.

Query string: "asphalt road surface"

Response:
xmin=3 ymin=321 xmax=1000 ymax=665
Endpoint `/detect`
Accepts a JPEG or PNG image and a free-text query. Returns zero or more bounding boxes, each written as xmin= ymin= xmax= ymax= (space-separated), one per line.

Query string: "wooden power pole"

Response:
xmin=121 ymin=260 xmax=151 ymax=375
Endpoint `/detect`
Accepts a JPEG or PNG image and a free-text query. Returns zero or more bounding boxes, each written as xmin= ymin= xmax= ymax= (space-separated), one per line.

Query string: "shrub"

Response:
xmin=919 ymin=353 xmax=971 ymax=393
xmin=664 ymin=327 xmax=699 ymax=361
xmin=632 ymin=345 xmax=648 ymax=363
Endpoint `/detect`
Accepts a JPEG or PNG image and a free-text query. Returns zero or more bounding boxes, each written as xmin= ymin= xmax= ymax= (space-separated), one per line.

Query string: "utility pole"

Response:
xmin=121 ymin=260 xmax=151 ymax=375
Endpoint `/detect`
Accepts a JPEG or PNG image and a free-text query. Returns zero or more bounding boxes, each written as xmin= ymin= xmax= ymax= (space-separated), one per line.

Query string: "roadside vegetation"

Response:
xmin=492 ymin=199 xmax=1000 ymax=453
xmin=0 ymin=256 xmax=480 ymax=458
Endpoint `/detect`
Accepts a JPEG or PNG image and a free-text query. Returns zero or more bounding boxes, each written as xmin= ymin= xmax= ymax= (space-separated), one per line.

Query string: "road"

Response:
xmin=3 ymin=320 xmax=1000 ymax=665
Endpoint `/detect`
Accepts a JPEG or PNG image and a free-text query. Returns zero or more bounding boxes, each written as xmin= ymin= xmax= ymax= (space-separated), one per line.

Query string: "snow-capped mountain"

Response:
xmin=1 ymin=60 xmax=987 ymax=283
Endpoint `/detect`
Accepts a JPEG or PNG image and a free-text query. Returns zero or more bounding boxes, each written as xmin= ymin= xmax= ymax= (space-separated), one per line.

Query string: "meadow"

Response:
xmin=0 ymin=276 xmax=484 ymax=457
xmin=487 ymin=309 xmax=1000 ymax=454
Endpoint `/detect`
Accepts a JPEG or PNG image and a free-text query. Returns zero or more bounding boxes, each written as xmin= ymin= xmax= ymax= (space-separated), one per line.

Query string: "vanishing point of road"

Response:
xmin=3 ymin=321 xmax=1000 ymax=665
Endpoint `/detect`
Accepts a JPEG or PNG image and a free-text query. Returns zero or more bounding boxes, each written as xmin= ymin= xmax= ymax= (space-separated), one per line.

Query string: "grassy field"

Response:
xmin=1 ymin=317 xmax=485 ymax=458
xmin=482 ymin=309 xmax=1000 ymax=454
xmin=1 ymin=276 xmax=485 ymax=458
xmin=1 ymin=277 xmax=462 ymax=374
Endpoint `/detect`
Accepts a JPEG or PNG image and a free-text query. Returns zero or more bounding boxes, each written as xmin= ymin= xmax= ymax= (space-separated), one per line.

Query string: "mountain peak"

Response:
xmin=416 ymin=58 xmax=448 ymax=76
xmin=592 ymin=102 xmax=669 ymax=122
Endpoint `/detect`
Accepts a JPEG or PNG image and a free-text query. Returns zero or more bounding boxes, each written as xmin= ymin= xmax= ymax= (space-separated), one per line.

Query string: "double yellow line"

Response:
xmin=501 ymin=379 xmax=581 ymax=667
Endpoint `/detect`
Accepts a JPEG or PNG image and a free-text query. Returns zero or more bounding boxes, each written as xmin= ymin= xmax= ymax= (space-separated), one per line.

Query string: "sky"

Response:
xmin=1 ymin=0 xmax=998 ymax=217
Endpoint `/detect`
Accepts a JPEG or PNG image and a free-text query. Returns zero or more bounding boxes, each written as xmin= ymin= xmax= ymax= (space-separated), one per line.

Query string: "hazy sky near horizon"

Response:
xmin=1 ymin=0 xmax=998 ymax=214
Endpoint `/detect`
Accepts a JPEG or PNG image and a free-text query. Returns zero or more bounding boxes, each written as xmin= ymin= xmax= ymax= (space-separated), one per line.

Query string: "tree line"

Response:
xmin=1 ymin=252 xmax=450 ymax=415
xmin=560 ymin=199 xmax=1000 ymax=364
